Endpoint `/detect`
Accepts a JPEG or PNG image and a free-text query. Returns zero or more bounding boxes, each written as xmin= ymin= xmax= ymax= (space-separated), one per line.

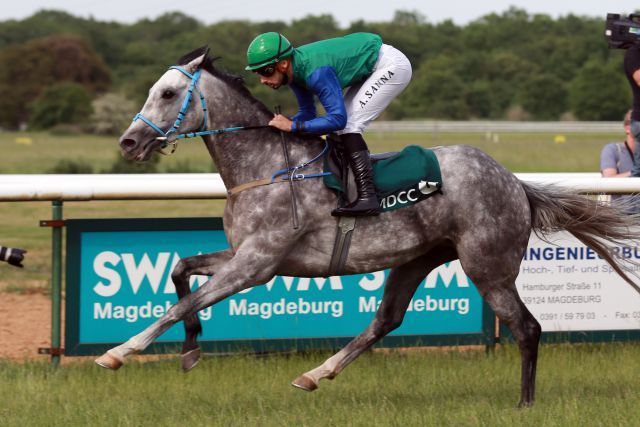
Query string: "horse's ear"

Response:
xmin=185 ymin=47 xmax=210 ymax=73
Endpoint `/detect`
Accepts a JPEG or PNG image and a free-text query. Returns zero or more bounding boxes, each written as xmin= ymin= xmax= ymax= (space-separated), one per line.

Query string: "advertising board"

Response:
xmin=65 ymin=218 xmax=491 ymax=356
xmin=516 ymin=231 xmax=640 ymax=338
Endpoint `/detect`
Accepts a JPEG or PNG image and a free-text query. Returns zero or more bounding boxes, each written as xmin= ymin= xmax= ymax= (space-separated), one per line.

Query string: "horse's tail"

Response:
xmin=520 ymin=181 xmax=640 ymax=295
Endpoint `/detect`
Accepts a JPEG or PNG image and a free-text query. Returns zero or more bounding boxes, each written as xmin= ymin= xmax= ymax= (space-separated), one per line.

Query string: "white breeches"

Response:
xmin=338 ymin=44 xmax=412 ymax=135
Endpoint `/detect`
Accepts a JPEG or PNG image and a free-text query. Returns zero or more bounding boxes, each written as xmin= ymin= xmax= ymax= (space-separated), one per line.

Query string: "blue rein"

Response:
xmin=131 ymin=64 xmax=331 ymax=184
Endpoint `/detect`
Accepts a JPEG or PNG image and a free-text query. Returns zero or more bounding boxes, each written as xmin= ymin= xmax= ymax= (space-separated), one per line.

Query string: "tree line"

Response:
xmin=0 ymin=8 xmax=631 ymax=131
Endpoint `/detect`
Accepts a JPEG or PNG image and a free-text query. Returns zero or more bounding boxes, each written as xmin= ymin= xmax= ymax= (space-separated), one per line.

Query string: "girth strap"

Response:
xmin=329 ymin=216 xmax=356 ymax=276
xmin=227 ymin=171 xmax=332 ymax=197
xmin=227 ymin=176 xmax=287 ymax=196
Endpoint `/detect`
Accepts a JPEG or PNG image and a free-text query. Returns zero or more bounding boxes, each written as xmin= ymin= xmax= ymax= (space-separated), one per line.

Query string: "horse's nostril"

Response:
xmin=121 ymin=138 xmax=136 ymax=149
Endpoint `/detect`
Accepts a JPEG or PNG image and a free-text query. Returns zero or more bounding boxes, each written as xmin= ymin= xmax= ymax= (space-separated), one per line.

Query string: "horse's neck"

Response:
xmin=201 ymin=74 xmax=323 ymax=189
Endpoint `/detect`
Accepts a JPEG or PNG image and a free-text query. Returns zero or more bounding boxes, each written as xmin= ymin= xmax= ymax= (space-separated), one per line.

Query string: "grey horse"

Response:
xmin=96 ymin=48 xmax=640 ymax=407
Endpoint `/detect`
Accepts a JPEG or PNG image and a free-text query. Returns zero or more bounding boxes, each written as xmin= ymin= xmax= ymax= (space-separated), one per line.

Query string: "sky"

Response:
xmin=0 ymin=0 xmax=637 ymax=27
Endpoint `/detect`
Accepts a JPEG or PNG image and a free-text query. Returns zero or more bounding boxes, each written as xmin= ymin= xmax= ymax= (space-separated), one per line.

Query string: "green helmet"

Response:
xmin=245 ymin=32 xmax=293 ymax=71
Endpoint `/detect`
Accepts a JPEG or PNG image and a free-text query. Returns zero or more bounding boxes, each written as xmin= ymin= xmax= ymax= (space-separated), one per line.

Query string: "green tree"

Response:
xmin=28 ymin=82 xmax=93 ymax=129
xmin=465 ymin=81 xmax=493 ymax=118
xmin=0 ymin=34 xmax=110 ymax=128
xmin=287 ymin=15 xmax=340 ymax=45
xmin=90 ymin=92 xmax=136 ymax=135
xmin=569 ymin=59 xmax=630 ymax=120
xmin=0 ymin=9 xmax=636 ymax=122
xmin=392 ymin=10 xmax=426 ymax=26
xmin=400 ymin=57 xmax=468 ymax=119
xmin=518 ymin=74 xmax=568 ymax=119
xmin=485 ymin=52 xmax=535 ymax=118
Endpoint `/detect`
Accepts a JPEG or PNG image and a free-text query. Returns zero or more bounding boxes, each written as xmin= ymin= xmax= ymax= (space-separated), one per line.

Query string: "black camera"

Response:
xmin=606 ymin=13 xmax=640 ymax=49
xmin=0 ymin=246 xmax=27 ymax=268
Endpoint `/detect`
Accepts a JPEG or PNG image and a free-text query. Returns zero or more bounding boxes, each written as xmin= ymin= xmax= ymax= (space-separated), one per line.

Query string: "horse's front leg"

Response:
xmin=95 ymin=242 xmax=284 ymax=370
xmin=171 ymin=249 xmax=234 ymax=372
xmin=292 ymin=250 xmax=454 ymax=391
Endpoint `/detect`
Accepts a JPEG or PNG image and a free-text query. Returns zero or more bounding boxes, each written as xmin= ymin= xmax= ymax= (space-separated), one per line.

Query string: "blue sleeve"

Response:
xmin=289 ymin=82 xmax=317 ymax=122
xmin=291 ymin=66 xmax=347 ymax=134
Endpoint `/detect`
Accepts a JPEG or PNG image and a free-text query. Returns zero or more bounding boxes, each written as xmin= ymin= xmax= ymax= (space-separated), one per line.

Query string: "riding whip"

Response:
xmin=275 ymin=105 xmax=299 ymax=229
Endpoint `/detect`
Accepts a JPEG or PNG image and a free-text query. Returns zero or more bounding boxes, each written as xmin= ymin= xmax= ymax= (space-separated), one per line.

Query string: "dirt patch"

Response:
xmin=0 ymin=292 xmax=55 ymax=360
xmin=0 ymin=292 xmax=182 ymax=366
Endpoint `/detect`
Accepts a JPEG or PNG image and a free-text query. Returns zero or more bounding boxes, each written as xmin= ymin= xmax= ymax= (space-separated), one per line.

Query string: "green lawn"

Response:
xmin=0 ymin=130 xmax=619 ymax=174
xmin=365 ymin=131 xmax=616 ymax=172
xmin=0 ymin=131 xmax=216 ymax=174
xmin=1 ymin=343 xmax=639 ymax=426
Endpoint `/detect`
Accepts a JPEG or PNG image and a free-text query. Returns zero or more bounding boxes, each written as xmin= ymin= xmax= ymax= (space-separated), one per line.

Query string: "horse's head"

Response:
xmin=119 ymin=48 xmax=210 ymax=162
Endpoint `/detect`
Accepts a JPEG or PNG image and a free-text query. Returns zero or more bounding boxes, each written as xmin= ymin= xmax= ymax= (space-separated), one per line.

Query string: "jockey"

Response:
xmin=246 ymin=32 xmax=412 ymax=217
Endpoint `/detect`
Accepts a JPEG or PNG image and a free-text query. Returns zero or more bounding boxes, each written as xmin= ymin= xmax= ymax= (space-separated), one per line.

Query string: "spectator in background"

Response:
xmin=601 ymin=110 xmax=635 ymax=178
xmin=624 ymin=44 xmax=640 ymax=176
xmin=600 ymin=110 xmax=639 ymax=213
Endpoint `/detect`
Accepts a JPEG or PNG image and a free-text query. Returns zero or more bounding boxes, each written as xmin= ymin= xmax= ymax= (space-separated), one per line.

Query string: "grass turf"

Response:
xmin=1 ymin=343 xmax=639 ymax=426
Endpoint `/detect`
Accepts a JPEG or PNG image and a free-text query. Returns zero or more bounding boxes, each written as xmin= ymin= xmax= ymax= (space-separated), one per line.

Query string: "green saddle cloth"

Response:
xmin=324 ymin=145 xmax=443 ymax=212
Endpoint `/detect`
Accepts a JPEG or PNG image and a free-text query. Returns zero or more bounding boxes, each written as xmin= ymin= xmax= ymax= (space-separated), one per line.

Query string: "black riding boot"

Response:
xmin=331 ymin=134 xmax=380 ymax=217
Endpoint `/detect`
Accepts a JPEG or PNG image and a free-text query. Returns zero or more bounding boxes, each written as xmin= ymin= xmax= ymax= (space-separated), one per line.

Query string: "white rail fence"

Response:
xmin=0 ymin=173 xmax=638 ymax=201
xmin=367 ymin=121 xmax=621 ymax=133
xmin=2 ymin=172 xmax=637 ymax=364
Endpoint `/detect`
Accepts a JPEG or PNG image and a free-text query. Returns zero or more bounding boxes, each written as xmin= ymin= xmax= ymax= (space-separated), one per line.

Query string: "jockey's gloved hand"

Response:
xmin=0 ymin=246 xmax=27 ymax=268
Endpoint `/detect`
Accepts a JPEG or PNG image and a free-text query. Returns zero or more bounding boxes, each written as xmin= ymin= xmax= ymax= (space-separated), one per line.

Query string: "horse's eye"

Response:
xmin=161 ymin=90 xmax=175 ymax=99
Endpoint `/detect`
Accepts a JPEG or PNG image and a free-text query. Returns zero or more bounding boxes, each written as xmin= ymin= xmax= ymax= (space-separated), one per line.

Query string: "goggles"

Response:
xmin=255 ymin=64 xmax=276 ymax=77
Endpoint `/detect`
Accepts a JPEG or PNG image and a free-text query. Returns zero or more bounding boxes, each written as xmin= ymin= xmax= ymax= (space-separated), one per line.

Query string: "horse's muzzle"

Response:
xmin=119 ymin=135 xmax=141 ymax=161
xmin=118 ymin=123 xmax=162 ymax=160
xmin=120 ymin=138 xmax=136 ymax=149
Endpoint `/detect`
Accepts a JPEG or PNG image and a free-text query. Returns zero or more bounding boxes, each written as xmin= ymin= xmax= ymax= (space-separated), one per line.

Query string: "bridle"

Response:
xmin=132 ymin=65 xmax=268 ymax=154
xmin=130 ymin=63 xmax=331 ymax=196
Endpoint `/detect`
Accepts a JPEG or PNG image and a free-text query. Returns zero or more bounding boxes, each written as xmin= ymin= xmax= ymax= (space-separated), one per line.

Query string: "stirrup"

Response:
xmin=331 ymin=199 xmax=380 ymax=217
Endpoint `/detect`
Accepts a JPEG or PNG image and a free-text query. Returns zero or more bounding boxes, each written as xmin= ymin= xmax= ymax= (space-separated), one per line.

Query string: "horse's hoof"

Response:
xmin=95 ymin=351 xmax=124 ymax=370
xmin=181 ymin=348 xmax=201 ymax=372
xmin=518 ymin=400 xmax=534 ymax=409
xmin=291 ymin=374 xmax=318 ymax=392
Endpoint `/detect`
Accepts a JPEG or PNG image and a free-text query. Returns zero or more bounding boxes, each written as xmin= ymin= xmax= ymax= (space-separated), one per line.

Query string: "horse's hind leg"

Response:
xmin=456 ymin=236 xmax=541 ymax=407
xmin=484 ymin=286 xmax=541 ymax=407
xmin=171 ymin=249 xmax=233 ymax=371
xmin=292 ymin=248 xmax=456 ymax=391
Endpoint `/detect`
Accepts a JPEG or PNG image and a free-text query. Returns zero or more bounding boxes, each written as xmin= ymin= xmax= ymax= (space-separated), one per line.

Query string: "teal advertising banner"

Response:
xmin=65 ymin=218 xmax=492 ymax=355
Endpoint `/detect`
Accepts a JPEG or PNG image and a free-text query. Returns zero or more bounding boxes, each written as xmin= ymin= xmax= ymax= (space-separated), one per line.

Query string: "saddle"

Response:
xmin=323 ymin=137 xmax=443 ymax=212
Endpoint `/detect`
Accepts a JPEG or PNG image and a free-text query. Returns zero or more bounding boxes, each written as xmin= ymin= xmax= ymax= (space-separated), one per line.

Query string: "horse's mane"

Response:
xmin=177 ymin=46 xmax=272 ymax=116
